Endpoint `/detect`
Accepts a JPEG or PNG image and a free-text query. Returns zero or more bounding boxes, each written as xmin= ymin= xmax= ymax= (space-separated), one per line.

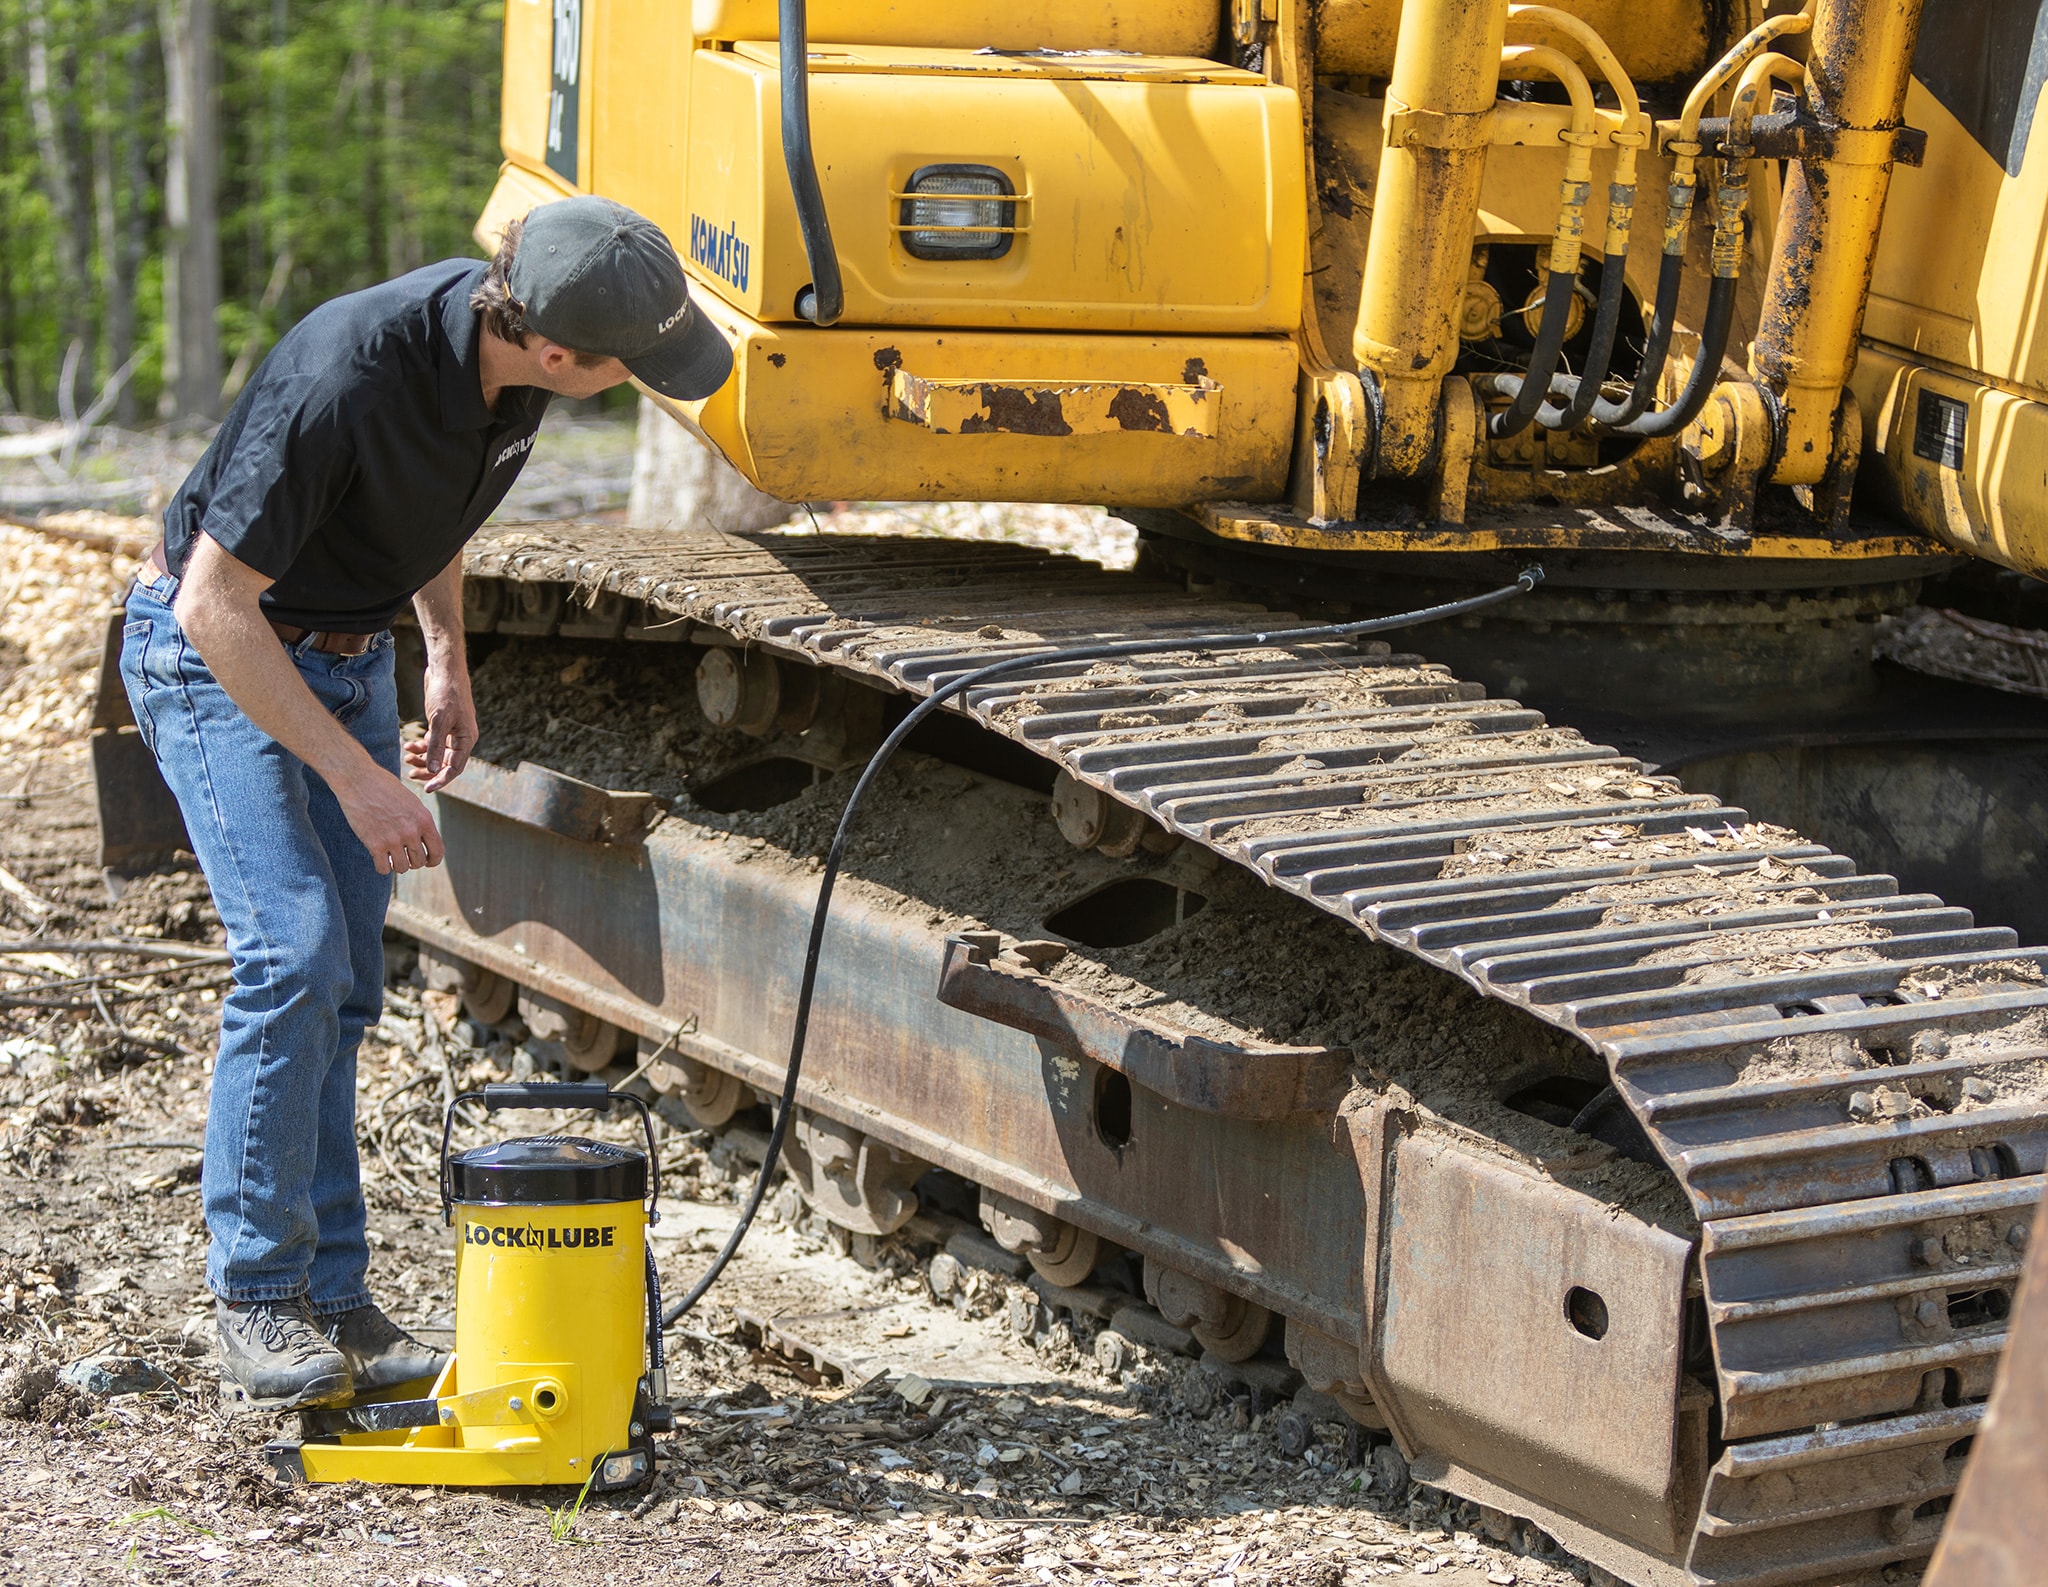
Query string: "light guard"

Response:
xmin=900 ymin=164 xmax=1017 ymax=260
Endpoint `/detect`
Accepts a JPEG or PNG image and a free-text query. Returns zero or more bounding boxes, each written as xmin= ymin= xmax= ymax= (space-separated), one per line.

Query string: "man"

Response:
xmin=120 ymin=196 xmax=732 ymax=1410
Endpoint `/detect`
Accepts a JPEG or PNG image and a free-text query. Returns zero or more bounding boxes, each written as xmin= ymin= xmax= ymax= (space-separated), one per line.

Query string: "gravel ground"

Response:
xmin=0 ymin=517 xmax=1599 ymax=1587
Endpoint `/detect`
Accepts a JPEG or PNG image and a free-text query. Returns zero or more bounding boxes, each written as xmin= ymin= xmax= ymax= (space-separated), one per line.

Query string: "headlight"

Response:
xmin=897 ymin=165 xmax=1018 ymax=261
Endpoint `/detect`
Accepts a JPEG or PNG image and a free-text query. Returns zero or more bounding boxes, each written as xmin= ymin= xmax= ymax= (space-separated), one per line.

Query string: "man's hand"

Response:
xmin=408 ymin=553 xmax=474 ymax=795
xmin=405 ymin=661 xmax=477 ymax=792
xmin=334 ymin=763 xmax=446 ymax=875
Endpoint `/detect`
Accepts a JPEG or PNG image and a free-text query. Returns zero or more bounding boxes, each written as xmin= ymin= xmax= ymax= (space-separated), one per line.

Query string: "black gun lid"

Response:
xmin=448 ymin=1135 xmax=646 ymax=1206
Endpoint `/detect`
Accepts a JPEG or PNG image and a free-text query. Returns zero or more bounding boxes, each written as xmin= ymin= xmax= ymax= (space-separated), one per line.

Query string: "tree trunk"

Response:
xmin=24 ymin=0 xmax=97 ymax=406
xmin=158 ymin=0 xmax=222 ymax=420
xmin=382 ymin=0 xmax=415 ymax=278
xmin=117 ymin=2 xmax=151 ymax=424
xmin=361 ymin=46 xmax=385 ymax=286
xmin=628 ymin=396 xmax=794 ymax=534
xmin=269 ymin=0 xmax=289 ymax=326
xmin=91 ymin=40 xmax=134 ymax=422
xmin=0 ymin=92 xmax=17 ymax=411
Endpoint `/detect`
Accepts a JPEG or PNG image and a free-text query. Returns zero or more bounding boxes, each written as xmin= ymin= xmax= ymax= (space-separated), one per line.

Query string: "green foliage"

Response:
xmin=544 ymin=1463 xmax=599 ymax=1543
xmin=0 ymin=0 xmax=505 ymax=417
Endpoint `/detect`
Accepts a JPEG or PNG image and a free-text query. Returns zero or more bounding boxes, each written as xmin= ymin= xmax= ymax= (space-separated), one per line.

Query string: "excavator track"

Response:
xmin=435 ymin=521 xmax=2047 ymax=1586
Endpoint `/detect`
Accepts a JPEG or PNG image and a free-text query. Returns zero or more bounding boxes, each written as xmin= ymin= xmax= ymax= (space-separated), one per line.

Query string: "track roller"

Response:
xmin=418 ymin=950 xmax=515 ymax=1026
xmin=1286 ymin=1321 xmax=1388 ymax=1430
xmin=1144 ymin=1263 xmax=1273 ymax=1363
xmin=654 ymin=1049 xmax=747 ymax=1129
xmin=1026 ymin=1227 xmax=1102 ymax=1288
xmin=696 ymin=647 xmax=782 ymax=735
xmin=783 ymin=1111 xmax=926 ymax=1236
xmin=516 ymin=990 xmax=629 ymax=1072
xmin=979 ymin=1189 xmax=1103 ymax=1286
xmin=1049 ymin=771 xmax=1178 ymax=859
xmin=695 ymin=647 xmax=824 ymax=737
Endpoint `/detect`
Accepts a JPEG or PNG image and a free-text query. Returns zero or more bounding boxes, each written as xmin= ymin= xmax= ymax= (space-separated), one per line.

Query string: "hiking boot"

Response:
xmin=320 ymin=1301 xmax=448 ymax=1394
xmin=216 ymin=1297 xmax=354 ymax=1411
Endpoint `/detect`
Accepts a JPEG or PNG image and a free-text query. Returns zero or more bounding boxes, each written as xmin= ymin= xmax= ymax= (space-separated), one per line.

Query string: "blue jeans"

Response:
xmin=120 ymin=568 xmax=396 ymax=1311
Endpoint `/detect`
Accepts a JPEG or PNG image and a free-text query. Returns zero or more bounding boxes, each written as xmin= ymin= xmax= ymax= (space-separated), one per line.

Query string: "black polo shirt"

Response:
xmin=162 ymin=259 xmax=549 ymax=632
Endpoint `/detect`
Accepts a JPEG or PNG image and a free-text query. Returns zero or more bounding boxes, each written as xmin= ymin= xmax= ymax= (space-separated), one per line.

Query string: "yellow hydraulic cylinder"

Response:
xmin=1749 ymin=0 xmax=1927 ymax=486
xmin=1353 ymin=0 xmax=1512 ymax=477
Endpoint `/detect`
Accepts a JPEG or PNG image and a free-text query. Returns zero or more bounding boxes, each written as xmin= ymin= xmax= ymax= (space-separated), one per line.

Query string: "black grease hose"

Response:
xmin=644 ymin=1247 xmax=666 ymax=1382
xmin=1487 ymin=270 xmax=1580 ymax=440
xmin=1597 ymin=271 xmax=1737 ymax=440
xmin=1590 ymin=250 xmax=1685 ymax=429
xmin=660 ymin=568 xmax=1545 ymax=1326
xmin=1474 ymin=253 xmax=1631 ymax=431
xmin=779 ymin=0 xmax=843 ymax=326
xmin=1536 ymin=250 xmax=1629 ymax=431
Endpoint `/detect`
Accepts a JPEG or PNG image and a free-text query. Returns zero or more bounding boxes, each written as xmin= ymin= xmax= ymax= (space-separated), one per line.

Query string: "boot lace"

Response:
xmin=234 ymin=1301 xmax=330 ymax=1365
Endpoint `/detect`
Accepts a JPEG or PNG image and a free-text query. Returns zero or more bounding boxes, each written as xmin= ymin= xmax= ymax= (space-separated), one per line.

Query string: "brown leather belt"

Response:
xmin=146 ymin=541 xmax=376 ymax=656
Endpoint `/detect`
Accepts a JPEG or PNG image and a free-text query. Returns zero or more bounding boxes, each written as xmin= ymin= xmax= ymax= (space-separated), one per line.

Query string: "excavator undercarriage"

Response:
xmin=348 ymin=520 xmax=2047 ymax=1586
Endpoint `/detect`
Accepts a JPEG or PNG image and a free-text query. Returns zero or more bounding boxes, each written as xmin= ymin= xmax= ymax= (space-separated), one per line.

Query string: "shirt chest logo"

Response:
xmin=494 ymin=432 xmax=537 ymax=470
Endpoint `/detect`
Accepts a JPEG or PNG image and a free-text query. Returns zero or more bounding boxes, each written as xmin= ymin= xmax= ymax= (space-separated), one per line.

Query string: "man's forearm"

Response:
xmin=172 ymin=531 xmax=444 ymax=873
xmin=406 ymin=552 xmax=478 ymax=792
xmin=175 ymin=574 xmax=380 ymax=792
xmin=412 ymin=555 xmax=467 ymax=676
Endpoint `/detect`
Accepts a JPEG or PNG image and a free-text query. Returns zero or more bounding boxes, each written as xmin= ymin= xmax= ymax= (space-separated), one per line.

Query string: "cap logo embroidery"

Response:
xmin=655 ymin=303 xmax=689 ymax=336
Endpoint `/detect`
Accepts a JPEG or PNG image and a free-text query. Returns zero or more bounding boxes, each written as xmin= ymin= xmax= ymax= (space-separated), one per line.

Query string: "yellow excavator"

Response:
xmin=476 ymin=0 xmax=2048 ymax=940
xmin=89 ymin=1 xmax=2048 ymax=1581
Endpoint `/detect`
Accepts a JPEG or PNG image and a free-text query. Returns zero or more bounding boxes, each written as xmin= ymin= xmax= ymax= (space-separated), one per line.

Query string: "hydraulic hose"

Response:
xmin=1487 ymin=12 xmax=1644 ymax=433
xmin=1509 ymin=6 xmax=1640 ymax=136
xmin=1597 ymin=75 xmax=1763 ymax=442
xmin=1724 ymin=52 xmax=1807 ymax=152
xmin=1570 ymin=3 xmax=1809 ymax=435
xmin=1599 ymin=269 xmax=1737 ymax=439
xmin=1487 ymin=44 xmax=1597 ymax=441
xmin=779 ymin=0 xmax=843 ymax=325
xmin=1588 ymin=241 xmax=1685 ymax=428
xmin=660 ymin=568 xmax=1545 ymax=1325
xmin=1488 ymin=268 xmax=1580 ymax=440
xmin=1483 ymin=14 xmax=1808 ymax=441
xmin=1676 ymin=3 xmax=1814 ymax=152
xmin=1534 ymin=247 xmax=1628 ymax=429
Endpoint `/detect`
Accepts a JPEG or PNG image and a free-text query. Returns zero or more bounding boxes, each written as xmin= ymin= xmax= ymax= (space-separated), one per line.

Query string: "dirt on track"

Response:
xmin=0 ymin=516 xmax=1591 ymax=1587
xmin=464 ymin=634 xmax=1690 ymax=1232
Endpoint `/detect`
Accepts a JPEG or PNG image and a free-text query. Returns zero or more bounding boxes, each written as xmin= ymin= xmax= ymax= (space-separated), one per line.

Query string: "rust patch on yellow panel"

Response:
xmin=888 ymin=369 xmax=1222 ymax=439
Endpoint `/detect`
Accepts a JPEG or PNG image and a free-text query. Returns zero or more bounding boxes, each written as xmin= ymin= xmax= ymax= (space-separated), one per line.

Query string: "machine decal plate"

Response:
xmin=1914 ymin=389 xmax=1970 ymax=469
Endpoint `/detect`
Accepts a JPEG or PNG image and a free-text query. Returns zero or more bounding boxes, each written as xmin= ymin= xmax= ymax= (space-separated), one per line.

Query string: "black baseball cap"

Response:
xmin=509 ymin=196 xmax=733 ymax=400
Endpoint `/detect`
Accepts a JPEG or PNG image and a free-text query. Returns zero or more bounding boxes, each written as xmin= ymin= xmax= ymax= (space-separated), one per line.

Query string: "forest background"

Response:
xmin=1 ymin=0 xmax=505 ymax=425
